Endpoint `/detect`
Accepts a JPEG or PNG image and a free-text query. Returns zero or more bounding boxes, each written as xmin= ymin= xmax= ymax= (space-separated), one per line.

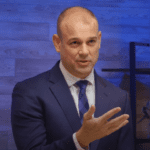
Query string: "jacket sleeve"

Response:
xmin=11 ymin=82 xmax=77 ymax=150
xmin=117 ymin=92 xmax=135 ymax=150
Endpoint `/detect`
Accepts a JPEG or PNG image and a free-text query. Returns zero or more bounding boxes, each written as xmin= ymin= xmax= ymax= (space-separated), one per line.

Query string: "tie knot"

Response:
xmin=76 ymin=80 xmax=88 ymax=89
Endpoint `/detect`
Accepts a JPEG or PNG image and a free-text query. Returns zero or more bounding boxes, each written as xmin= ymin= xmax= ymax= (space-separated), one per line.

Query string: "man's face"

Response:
xmin=54 ymin=15 xmax=101 ymax=79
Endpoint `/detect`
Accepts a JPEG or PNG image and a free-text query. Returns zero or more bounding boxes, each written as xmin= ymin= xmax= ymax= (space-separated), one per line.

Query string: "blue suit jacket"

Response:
xmin=11 ymin=60 xmax=135 ymax=150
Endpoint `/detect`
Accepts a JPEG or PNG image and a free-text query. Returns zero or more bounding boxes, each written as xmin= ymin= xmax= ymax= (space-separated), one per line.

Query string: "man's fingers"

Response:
xmin=109 ymin=119 xmax=129 ymax=135
xmin=101 ymin=107 xmax=121 ymax=122
xmin=84 ymin=105 xmax=95 ymax=120
xmin=107 ymin=114 xmax=129 ymax=128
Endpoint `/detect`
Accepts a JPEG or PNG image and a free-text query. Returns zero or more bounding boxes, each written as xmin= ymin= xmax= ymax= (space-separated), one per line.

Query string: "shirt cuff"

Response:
xmin=72 ymin=133 xmax=89 ymax=150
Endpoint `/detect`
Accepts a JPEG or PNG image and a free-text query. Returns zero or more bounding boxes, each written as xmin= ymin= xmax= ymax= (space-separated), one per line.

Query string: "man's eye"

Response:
xmin=70 ymin=41 xmax=78 ymax=45
xmin=89 ymin=40 xmax=95 ymax=43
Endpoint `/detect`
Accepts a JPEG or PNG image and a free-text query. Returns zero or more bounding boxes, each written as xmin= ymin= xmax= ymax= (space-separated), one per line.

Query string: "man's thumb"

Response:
xmin=84 ymin=105 xmax=95 ymax=120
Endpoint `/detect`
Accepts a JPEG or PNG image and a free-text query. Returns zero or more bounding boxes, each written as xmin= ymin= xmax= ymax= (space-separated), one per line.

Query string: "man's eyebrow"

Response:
xmin=68 ymin=38 xmax=79 ymax=42
xmin=88 ymin=37 xmax=97 ymax=40
xmin=68 ymin=37 xmax=97 ymax=42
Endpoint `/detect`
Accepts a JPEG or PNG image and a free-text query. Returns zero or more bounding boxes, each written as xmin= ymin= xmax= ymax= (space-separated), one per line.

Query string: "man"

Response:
xmin=11 ymin=6 xmax=134 ymax=150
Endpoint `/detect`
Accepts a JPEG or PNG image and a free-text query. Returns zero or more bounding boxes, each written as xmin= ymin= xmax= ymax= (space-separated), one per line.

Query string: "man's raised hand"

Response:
xmin=76 ymin=105 xmax=129 ymax=147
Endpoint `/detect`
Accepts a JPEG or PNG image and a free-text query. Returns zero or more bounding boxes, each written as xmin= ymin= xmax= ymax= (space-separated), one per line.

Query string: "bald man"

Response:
xmin=11 ymin=6 xmax=135 ymax=150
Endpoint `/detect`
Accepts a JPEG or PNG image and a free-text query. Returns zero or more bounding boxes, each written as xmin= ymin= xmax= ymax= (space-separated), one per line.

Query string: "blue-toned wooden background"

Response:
xmin=0 ymin=0 xmax=150 ymax=149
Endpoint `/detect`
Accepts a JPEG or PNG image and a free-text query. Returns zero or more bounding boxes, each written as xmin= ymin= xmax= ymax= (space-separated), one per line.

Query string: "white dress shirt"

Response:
xmin=59 ymin=61 xmax=95 ymax=150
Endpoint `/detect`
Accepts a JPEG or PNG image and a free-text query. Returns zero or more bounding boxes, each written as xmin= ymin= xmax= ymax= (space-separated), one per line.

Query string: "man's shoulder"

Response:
xmin=14 ymin=61 xmax=60 ymax=90
xmin=96 ymin=73 xmax=127 ymax=95
xmin=13 ymin=70 xmax=51 ymax=93
xmin=22 ymin=70 xmax=50 ymax=84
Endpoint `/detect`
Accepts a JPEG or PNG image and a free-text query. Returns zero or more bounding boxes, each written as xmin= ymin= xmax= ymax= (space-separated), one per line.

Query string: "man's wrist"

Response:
xmin=81 ymin=146 xmax=89 ymax=150
xmin=76 ymin=130 xmax=89 ymax=148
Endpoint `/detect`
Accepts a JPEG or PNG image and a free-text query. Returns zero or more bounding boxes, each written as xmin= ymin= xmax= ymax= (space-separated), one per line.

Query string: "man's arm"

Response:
xmin=11 ymin=82 xmax=76 ymax=150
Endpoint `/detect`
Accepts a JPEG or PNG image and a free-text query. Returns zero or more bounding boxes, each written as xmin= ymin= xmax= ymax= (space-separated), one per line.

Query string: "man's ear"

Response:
xmin=52 ymin=34 xmax=61 ymax=53
xmin=98 ymin=31 xmax=102 ymax=49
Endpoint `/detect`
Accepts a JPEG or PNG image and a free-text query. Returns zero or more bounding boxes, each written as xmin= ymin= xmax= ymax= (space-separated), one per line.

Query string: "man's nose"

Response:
xmin=79 ymin=43 xmax=89 ymax=55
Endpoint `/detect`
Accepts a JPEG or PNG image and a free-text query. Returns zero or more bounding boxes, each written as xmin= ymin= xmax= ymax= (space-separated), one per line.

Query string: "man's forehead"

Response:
xmin=60 ymin=20 xmax=98 ymax=43
xmin=62 ymin=11 xmax=96 ymax=24
xmin=62 ymin=20 xmax=98 ymax=37
xmin=61 ymin=15 xmax=98 ymax=33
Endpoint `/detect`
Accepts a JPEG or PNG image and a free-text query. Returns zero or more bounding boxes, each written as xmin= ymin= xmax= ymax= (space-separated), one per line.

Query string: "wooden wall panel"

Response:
xmin=88 ymin=7 xmax=150 ymax=43
xmin=0 ymin=58 xmax=15 ymax=76
xmin=0 ymin=131 xmax=8 ymax=150
xmin=7 ymin=129 xmax=17 ymax=150
xmin=0 ymin=109 xmax=11 ymax=130
xmin=0 ymin=0 xmax=7 ymax=3
xmin=100 ymin=39 xmax=129 ymax=60
xmin=0 ymin=77 xmax=15 ymax=95
xmin=136 ymin=46 xmax=150 ymax=61
xmin=15 ymin=58 xmax=59 ymax=82
xmin=0 ymin=95 xmax=11 ymax=109
xmin=136 ymin=61 xmax=150 ymax=68
xmin=0 ymin=40 xmax=58 ymax=58
xmin=81 ymin=0 xmax=150 ymax=8
xmin=0 ymin=22 xmax=49 ymax=41
xmin=0 ymin=3 xmax=62 ymax=22
xmin=86 ymin=6 xmax=150 ymax=62
xmin=8 ymin=0 xmax=80 ymax=5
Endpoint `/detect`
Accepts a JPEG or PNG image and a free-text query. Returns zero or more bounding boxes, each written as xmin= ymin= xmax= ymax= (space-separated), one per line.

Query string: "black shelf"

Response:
xmin=136 ymin=139 xmax=150 ymax=144
xmin=101 ymin=68 xmax=150 ymax=74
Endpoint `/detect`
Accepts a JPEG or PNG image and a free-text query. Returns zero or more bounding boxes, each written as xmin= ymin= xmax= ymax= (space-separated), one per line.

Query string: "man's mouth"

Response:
xmin=78 ymin=60 xmax=90 ymax=62
xmin=77 ymin=60 xmax=90 ymax=66
xmin=80 ymin=61 xmax=88 ymax=63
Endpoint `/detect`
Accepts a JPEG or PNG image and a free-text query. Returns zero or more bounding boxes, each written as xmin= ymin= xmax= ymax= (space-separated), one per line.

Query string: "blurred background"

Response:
xmin=0 ymin=0 xmax=150 ymax=149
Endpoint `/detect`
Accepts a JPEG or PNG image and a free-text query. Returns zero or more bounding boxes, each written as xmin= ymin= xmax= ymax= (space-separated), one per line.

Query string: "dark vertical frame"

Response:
xmin=130 ymin=42 xmax=136 ymax=150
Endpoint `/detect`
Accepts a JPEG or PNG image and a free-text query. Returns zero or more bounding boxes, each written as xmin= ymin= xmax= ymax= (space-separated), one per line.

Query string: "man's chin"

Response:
xmin=75 ymin=68 xmax=92 ymax=78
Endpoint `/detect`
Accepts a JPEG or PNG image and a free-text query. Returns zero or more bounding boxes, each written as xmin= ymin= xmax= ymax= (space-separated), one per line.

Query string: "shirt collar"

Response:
xmin=59 ymin=60 xmax=95 ymax=87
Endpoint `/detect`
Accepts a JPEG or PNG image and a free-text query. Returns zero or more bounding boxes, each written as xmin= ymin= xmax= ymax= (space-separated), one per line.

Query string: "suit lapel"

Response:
xmin=90 ymin=71 xmax=112 ymax=150
xmin=94 ymin=70 xmax=111 ymax=119
xmin=48 ymin=61 xmax=81 ymax=133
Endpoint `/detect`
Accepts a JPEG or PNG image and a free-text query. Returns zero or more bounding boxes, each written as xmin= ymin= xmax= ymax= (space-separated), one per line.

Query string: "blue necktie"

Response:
xmin=76 ymin=80 xmax=89 ymax=124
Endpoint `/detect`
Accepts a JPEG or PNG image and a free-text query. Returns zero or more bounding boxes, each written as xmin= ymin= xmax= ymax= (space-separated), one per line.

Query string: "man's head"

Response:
xmin=53 ymin=6 xmax=101 ymax=79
